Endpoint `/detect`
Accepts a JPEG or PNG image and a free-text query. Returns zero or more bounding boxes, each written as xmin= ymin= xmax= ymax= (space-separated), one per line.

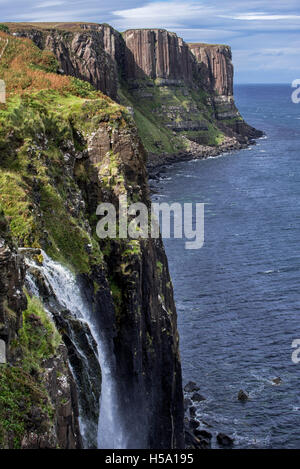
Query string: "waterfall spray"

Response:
xmin=25 ymin=252 xmax=127 ymax=449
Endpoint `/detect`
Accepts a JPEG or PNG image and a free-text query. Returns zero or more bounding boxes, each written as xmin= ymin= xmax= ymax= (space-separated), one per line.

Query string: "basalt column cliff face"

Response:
xmin=189 ymin=43 xmax=260 ymax=140
xmin=190 ymin=44 xmax=234 ymax=94
xmin=189 ymin=43 xmax=236 ymax=117
xmin=123 ymin=29 xmax=193 ymax=82
xmin=10 ymin=23 xmax=262 ymax=169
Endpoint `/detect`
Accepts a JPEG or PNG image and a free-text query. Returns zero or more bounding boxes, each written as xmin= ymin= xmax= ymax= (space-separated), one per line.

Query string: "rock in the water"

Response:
xmin=185 ymin=428 xmax=211 ymax=449
xmin=272 ymin=377 xmax=282 ymax=385
xmin=192 ymin=392 xmax=206 ymax=402
xmin=184 ymin=428 xmax=200 ymax=449
xmin=184 ymin=381 xmax=200 ymax=393
xmin=217 ymin=432 xmax=234 ymax=447
xmin=189 ymin=419 xmax=200 ymax=430
xmin=238 ymin=389 xmax=249 ymax=402
xmin=194 ymin=429 xmax=212 ymax=441
xmin=189 ymin=406 xmax=196 ymax=418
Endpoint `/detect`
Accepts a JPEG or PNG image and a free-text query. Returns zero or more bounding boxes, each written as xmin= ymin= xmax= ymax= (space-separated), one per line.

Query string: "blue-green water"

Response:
xmin=153 ymin=85 xmax=300 ymax=448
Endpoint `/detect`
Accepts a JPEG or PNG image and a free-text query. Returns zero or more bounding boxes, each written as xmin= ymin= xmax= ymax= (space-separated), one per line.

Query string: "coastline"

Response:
xmin=147 ymin=132 xmax=263 ymax=179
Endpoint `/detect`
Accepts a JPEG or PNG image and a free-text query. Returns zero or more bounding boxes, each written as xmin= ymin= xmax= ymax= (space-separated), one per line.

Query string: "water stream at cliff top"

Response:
xmin=25 ymin=252 xmax=126 ymax=449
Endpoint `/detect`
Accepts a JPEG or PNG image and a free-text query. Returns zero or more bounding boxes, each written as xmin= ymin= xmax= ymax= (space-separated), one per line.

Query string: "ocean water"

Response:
xmin=152 ymin=85 xmax=300 ymax=448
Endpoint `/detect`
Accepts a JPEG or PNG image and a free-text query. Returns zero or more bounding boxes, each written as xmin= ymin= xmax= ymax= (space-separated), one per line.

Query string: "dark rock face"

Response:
xmin=48 ymin=308 xmax=101 ymax=448
xmin=21 ymin=345 xmax=82 ymax=449
xmin=0 ymin=215 xmax=26 ymax=357
xmin=195 ymin=429 xmax=212 ymax=441
xmin=190 ymin=419 xmax=200 ymax=430
xmin=184 ymin=425 xmax=211 ymax=449
xmin=42 ymin=346 xmax=82 ymax=449
xmin=15 ymin=24 xmax=123 ymax=100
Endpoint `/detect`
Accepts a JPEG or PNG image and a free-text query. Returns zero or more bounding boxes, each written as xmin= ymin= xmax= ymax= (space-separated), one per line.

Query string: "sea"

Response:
xmin=152 ymin=84 xmax=300 ymax=448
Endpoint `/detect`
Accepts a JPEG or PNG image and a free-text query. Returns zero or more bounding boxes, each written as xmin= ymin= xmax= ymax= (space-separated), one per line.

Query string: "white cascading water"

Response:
xmin=25 ymin=251 xmax=127 ymax=449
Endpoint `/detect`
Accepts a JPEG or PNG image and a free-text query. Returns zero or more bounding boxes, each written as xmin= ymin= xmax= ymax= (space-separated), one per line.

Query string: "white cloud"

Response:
xmin=113 ymin=1 xmax=215 ymax=29
xmin=36 ymin=1 xmax=65 ymax=8
xmin=15 ymin=8 xmax=93 ymax=21
xmin=221 ymin=13 xmax=300 ymax=21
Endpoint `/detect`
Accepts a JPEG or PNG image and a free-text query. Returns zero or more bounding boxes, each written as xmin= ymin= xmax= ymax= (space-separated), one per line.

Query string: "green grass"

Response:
xmin=156 ymin=261 xmax=163 ymax=275
xmin=119 ymin=78 xmax=226 ymax=155
xmin=0 ymin=366 xmax=53 ymax=449
xmin=0 ymin=24 xmax=9 ymax=33
xmin=185 ymin=124 xmax=225 ymax=146
xmin=18 ymin=294 xmax=61 ymax=374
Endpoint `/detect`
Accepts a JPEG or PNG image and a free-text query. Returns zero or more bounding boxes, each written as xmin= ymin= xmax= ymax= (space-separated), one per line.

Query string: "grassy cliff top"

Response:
xmin=189 ymin=42 xmax=229 ymax=49
xmin=123 ymin=28 xmax=169 ymax=33
xmin=0 ymin=30 xmax=72 ymax=97
xmin=3 ymin=22 xmax=106 ymax=32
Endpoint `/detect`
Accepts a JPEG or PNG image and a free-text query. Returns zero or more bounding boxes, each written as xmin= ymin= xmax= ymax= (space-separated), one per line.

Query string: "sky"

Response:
xmin=1 ymin=0 xmax=300 ymax=83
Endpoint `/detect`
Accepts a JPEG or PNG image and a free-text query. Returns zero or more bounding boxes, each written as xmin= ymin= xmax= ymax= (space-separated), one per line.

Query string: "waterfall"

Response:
xmin=24 ymin=252 xmax=127 ymax=449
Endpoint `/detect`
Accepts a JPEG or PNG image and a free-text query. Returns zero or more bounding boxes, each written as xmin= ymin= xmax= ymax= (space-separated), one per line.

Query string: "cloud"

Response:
xmin=220 ymin=13 xmax=300 ymax=21
xmin=0 ymin=0 xmax=137 ymax=22
xmin=112 ymin=1 xmax=300 ymax=34
xmin=113 ymin=1 xmax=215 ymax=29
xmin=15 ymin=8 xmax=98 ymax=22
xmin=36 ymin=1 xmax=66 ymax=8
